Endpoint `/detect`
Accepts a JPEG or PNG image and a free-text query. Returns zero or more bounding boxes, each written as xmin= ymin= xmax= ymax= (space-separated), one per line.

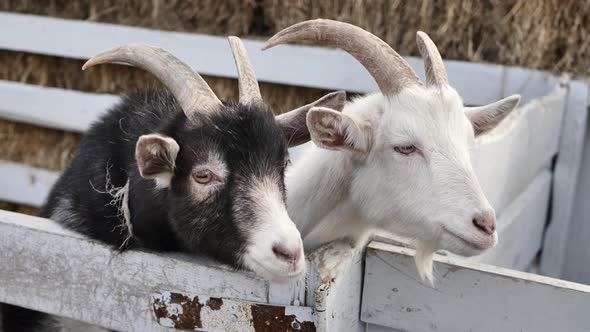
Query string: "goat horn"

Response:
xmin=262 ymin=19 xmax=423 ymax=96
xmin=228 ymin=37 xmax=263 ymax=105
xmin=416 ymin=31 xmax=448 ymax=87
xmin=82 ymin=44 xmax=222 ymax=119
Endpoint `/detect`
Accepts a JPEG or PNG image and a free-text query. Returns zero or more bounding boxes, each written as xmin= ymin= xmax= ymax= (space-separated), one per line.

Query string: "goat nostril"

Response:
xmin=272 ymin=244 xmax=301 ymax=263
xmin=472 ymin=216 xmax=496 ymax=235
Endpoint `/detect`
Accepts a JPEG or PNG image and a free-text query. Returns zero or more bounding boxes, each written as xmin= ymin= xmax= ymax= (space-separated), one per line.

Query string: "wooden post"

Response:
xmin=541 ymin=79 xmax=590 ymax=278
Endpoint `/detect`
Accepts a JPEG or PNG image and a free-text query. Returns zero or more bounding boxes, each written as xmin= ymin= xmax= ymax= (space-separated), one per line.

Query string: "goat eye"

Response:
xmin=394 ymin=145 xmax=416 ymax=155
xmin=194 ymin=170 xmax=213 ymax=184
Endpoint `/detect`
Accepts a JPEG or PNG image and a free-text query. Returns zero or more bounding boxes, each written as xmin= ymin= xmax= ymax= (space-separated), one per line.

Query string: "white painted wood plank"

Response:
xmin=0 ymin=80 xmax=118 ymax=132
xmin=305 ymin=240 xmax=365 ymax=332
xmin=468 ymin=170 xmax=551 ymax=270
xmin=0 ymin=160 xmax=60 ymax=207
xmin=473 ymin=84 xmax=566 ymax=214
xmin=563 ymin=109 xmax=590 ymax=284
xmin=0 ymin=209 xmax=274 ymax=331
xmin=502 ymin=66 xmax=562 ymax=104
xmin=267 ymin=277 xmax=307 ymax=306
xmin=542 ymin=80 xmax=590 ymax=278
xmin=366 ymin=323 xmax=403 ymax=332
xmin=361 ymin=242 xmax=590 ymax=332
xmin=0 ymin=12 xmax=509 ymax=104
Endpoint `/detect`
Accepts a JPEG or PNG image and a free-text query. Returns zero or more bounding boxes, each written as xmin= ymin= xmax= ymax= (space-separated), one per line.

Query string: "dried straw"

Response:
xmin=263 ymin=0 xmax=590 ymax=76
xmin=0 ymin=0 xmax=256 ymax=35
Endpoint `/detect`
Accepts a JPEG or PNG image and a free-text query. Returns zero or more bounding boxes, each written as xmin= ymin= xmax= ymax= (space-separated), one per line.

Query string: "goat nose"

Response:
xmin=272 ymin=243 xmax=302 ymax=264
xmin=472 ymin=211 xmax=496 ymax=235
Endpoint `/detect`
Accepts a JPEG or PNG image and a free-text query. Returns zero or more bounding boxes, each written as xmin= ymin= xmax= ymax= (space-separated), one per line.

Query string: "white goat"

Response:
xmin=263 ymin=19 xmax=520 ymax=281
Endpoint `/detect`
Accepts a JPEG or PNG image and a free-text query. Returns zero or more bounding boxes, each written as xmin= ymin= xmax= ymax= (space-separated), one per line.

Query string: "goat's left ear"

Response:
xmin=135 ymin=134 xmax=180 ymax=188
xmin=307 ymin=106 xmax=369 ymax=152
xmin=276 ymin=91 xmax=347 ymax=147
xmin=465 ymin=95 xmax=520 ymax=136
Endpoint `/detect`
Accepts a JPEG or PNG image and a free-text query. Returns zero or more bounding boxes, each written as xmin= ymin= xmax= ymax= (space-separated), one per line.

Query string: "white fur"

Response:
xmin=288 ymin=85 xmax=512 ymax=282
xmin=240 ymin=176 xmax=306 ymax=281
xmin=89 ymin=163 xmax=133 ymax=248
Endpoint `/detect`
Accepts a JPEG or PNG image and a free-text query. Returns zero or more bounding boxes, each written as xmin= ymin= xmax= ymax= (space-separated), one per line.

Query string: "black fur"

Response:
xmin=2 ymin=90 xmax=289 ymax=331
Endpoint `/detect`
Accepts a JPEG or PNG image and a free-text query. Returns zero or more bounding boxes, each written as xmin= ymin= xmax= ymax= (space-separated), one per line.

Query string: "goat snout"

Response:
xmin=472 ymin=210 xmax=496 ymax=235
xmin=272 ymin=243 xmax=302 ymax=264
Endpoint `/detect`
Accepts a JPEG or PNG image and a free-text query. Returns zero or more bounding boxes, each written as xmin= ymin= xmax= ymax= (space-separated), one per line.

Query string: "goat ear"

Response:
xmin=465 ymin=95 xmax=520 ymax=136
xmin=307 ymin=106 xmax=368 ymax=152
xmin=276 ymin=91 xmax=347 ymax=147
xmin=135 ymin=134 xmax=179 ymax=188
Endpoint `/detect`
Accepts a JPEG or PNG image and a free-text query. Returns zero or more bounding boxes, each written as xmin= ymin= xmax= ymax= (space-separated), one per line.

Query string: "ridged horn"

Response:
xmin=228 ymin=37 xmax=263 ymax=105
xmin=82 ymin=44 xmax=222 ymax=119
xmin=262 ymin=19 xmax=422 ymax=95
xmin=416 ymin=31 xmax=448 ymax=87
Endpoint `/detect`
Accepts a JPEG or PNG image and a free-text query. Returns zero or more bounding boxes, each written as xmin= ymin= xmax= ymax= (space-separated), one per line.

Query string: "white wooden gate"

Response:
xmin=1 ymin=12 xmax=589 ymax=331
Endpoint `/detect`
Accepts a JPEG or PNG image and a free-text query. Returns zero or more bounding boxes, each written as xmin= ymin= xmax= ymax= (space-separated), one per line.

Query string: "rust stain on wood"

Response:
xmin=206 ymin=297 xmax=223 ymax=310
xmin=152 ymin=292 xmax=203 ymax=329
xmin=152 ymin=292 xmax=315 ymax=331
xmin=251 ymin=304 xmax=316 ymax=332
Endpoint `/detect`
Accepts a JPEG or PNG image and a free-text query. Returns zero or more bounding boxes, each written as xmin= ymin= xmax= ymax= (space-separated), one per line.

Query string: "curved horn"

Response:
xmin=416 ymin=31 xmax=448 ymax=87
xmin=262 ymin=19 xmax=422 ymax=95
xmin=228 ymin=37 xmax=262 ymax=105
xmin=82 ymin=44 xmax=222 ymax=117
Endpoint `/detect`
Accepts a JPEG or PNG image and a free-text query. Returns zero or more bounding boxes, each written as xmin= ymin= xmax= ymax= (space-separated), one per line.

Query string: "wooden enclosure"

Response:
xmin=1 ymin=12 xmax=590 ymax=331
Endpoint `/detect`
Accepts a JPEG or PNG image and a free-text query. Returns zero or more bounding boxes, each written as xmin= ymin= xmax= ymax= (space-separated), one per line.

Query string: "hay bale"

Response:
xmin=262 ymin=0 xmax=590 ymax=77
xmin=0 ymin=0 xmax=256 ymax=35
xmin=0 ymin=119 xmax=80 ymax=171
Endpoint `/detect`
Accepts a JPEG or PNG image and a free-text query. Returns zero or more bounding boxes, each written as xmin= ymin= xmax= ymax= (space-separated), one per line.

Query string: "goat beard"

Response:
xmin=414 ymin=242 xmax=437 ymax=285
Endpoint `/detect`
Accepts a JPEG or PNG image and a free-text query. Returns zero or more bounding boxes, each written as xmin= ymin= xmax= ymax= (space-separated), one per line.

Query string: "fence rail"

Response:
xmin=0 ymin=12 xmax=559 ymax=104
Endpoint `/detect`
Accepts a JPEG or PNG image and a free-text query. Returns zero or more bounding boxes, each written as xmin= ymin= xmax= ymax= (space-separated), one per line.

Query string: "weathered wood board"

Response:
xmin=0 ymin=80 xmax=116 ymax=133
xmin=0 ymin=210 xmax=307 ymax=331
xmin=562 ymin=111 xmax=590 ymax=283
xmin=0 ymin=160 xmax=59 ymax=207
xmin=307 ymin=241 xmax=366 ymax=332
xmin=541 ymin=80 xmax=590 ymax=279
xmin=361 ymin=242 xmax=590 ymax=332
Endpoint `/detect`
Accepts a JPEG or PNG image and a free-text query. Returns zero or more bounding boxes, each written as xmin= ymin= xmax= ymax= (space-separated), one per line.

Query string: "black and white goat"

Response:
xmin=263 ymin=20 xmax=521 ymax=281
xmin=1 ymin=37 xmax=346 ymax=331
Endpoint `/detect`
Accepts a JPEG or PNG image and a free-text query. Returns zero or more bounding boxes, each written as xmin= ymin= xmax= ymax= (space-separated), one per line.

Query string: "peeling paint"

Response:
xmin=207 ymin=297 xmax=223 ymax=310
xmin=151 ymin=292 xmax=315 ymax=331
xmin=152 ymin=292 xmax=203 ymax=329
xmin=308 ymin=240 xmax=355 ymax=285
xmin=251 ymin=304 xmax=315 ymax=331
